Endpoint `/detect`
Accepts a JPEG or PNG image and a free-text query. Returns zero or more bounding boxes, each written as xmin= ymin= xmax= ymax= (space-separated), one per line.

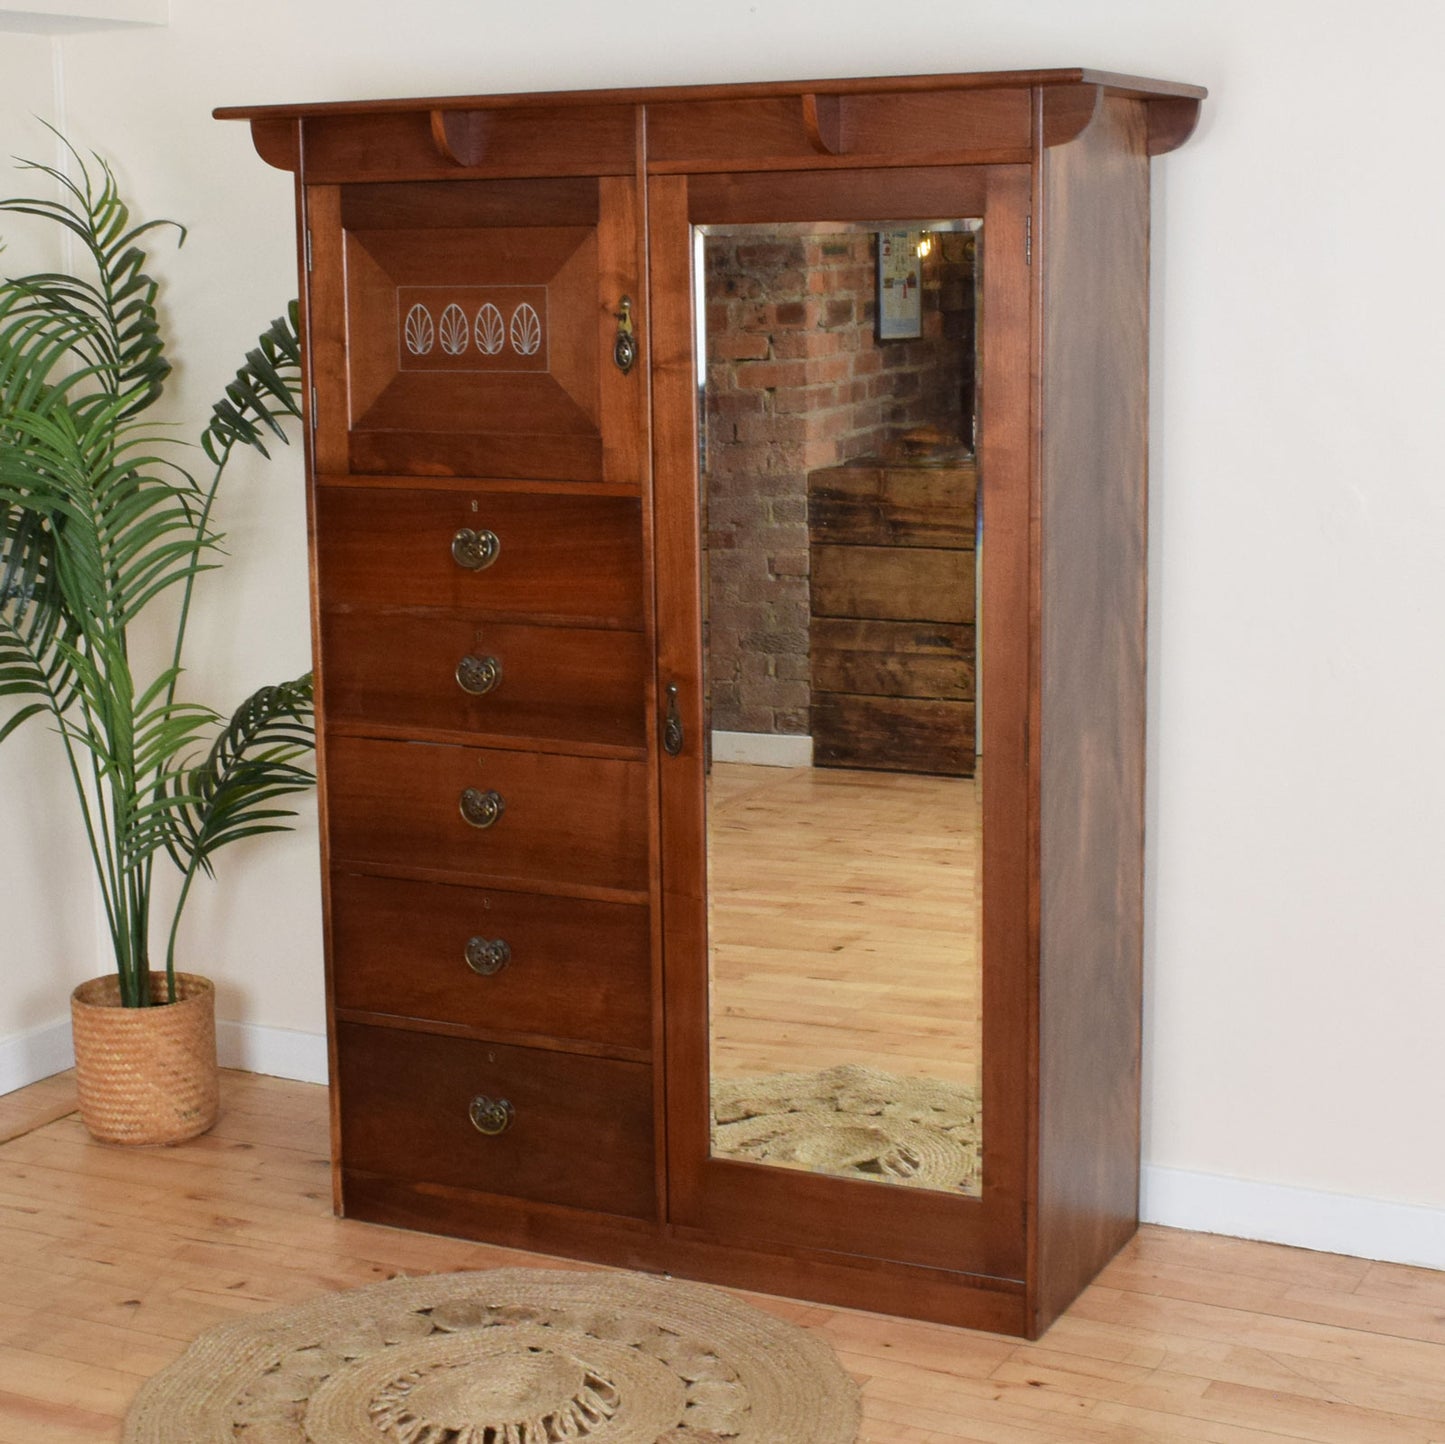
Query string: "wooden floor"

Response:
xmin=3 ymin=1071 xmax=1444 ymax=1443
xmin=708 ymin=762 xmax=980 ymax=1085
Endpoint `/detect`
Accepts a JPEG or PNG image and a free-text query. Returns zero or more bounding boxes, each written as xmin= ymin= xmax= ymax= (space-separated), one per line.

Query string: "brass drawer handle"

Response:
xmin=451 ymin=527 xmax=500 ymax=571
xmin=465 ymin=936 xmax=511 ymax=976
xmin=469 ymin=1094 xmax=514 ymax=1136
xmin=456 ymin=652 xmax=503 ymax=696
xmin=459 ymin=787 xmax=505 ymax=829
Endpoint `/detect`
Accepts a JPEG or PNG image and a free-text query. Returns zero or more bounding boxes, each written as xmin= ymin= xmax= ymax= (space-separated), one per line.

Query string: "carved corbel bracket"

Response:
xmin=801 ymin=93 xmax=843 ymax=156
xmin=1041 ymin=85 xmax=1103 ymax=149
xmin=249 ymin=117 xmax=300 ymax=173
xmin=430 ymin=108 xmax=489 ymax=167
xmin=1145 ymin=95 xmax=1203 ymax=155
xmin=1041 ymin=83 xmax=1202 ymax=156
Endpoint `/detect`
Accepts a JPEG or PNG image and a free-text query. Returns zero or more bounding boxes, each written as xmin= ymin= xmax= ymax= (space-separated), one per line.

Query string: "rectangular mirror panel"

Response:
xmin=699 ymin=220 xmax=984 ymax=1197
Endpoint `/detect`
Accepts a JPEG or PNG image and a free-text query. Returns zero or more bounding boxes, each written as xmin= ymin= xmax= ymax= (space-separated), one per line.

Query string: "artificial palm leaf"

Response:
xmin=0 ymin=503 xmax=79 ymax=740
xmin=0 ymin=134 xmax=310 ymax=1006
xmin=166 ymin=673 xmax=315 ymax=876
xmin=0 ymin=132 xmax=181 ymax=413
xmin=203 ymin=302 xmax=303 ymax=465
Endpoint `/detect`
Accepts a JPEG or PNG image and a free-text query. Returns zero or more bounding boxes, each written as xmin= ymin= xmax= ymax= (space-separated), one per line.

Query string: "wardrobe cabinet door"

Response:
xmin=651 ymin=163 xmax=1034 ymax=1286
xmin=307 ymin=175 xmax=646 ymax=483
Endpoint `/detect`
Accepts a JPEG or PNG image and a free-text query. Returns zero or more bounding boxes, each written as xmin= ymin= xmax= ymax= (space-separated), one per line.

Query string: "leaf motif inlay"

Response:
xmin=475 ymin=303 xmax=506 ymax=356
xmin=510 ymin=302 xmax=542 ymax=357
xmin=403 ymin=304 xmax=434 ymax=356
xmin=439 ymin=304 xmax=469 ymax=357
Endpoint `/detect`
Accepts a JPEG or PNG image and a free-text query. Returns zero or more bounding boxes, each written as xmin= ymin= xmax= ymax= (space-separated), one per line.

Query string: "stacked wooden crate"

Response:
xmin=807 ymin=456 xmax=978 ymax=777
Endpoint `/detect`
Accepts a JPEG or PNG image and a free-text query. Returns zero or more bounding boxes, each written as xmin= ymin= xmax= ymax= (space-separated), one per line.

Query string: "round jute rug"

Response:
xmin=123 ymin=1267 xmax=860 ymax=1444
xmin=712 ymin=1063 xmax=982 ymax=1195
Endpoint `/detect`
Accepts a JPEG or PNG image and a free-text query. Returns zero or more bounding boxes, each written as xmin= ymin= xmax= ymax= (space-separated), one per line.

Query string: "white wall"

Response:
xmin=4 ymin=0 xmax=1443 ymax=1261
xmin=0 ymin=31 xmax=105 ymax=1089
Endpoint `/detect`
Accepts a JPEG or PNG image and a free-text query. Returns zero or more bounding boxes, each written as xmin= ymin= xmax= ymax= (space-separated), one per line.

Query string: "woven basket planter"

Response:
xmin=70 ymin=972 xmax=219 ymax=1146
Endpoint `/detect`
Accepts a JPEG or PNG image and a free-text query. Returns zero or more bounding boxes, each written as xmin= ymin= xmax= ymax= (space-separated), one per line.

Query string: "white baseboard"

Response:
xmin=0 ymin=1016 xmax=328 ymax=1095
xmin=3 ymin=1025 xmax=1440 ymax=1271
xmin=216 ymin=1020 xmax=329 ymax=1085
xmin=0 ymin=1018 xmax=74 ymax=1095
xmin=1142 ymin=1163 xmax=1445 ymax=1271
xmin=712 ymin=730 xmax=813 ymax=767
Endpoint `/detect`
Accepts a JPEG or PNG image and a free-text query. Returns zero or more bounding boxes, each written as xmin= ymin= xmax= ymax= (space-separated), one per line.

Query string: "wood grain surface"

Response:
xmin=335 ymin=1022 xmax=655 ymax=1219
xmin=0 ymin=1070 xmax=1435 ymax=1444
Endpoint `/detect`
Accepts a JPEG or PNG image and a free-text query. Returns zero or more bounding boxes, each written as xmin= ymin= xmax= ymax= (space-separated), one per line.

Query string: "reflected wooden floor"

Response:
xmin=707 ymin=762 xmax=979 ymax=1087
xmin=3 ymin=1070 xmax=1445 ymax=1443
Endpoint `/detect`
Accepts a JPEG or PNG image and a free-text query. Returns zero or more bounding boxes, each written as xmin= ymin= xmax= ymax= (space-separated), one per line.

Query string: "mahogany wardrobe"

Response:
xmin=219 ymin=67 xmax=1205 ymax=1339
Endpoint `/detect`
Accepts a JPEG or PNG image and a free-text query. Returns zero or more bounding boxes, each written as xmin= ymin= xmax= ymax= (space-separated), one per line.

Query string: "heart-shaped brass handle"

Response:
xmin=464 ymin=936 xmax=511 ymax=976
xmin=459 ymin=787 xmax=505 ymax=829
xmin=468 ymin=1095 xmax=514 ymax=1136
xmin=451 ymin=527 xmax=500 ymax=571
xmin=456 ymin=653 xmax=502 ymax=696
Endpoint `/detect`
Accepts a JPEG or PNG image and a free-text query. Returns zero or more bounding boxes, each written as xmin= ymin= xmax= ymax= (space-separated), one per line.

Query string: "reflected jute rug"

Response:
xmin=123 ymin=1267 xmax=860 ymax=1443
xmin=712 ymin=1063 xmax=982 ymax=1195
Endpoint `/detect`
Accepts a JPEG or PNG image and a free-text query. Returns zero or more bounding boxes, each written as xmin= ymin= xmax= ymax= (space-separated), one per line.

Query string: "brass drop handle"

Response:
xmin=459 ymin=787 xmax=505 ymax=829
xmin=469 ymin=1095 xmax=515 ymax=1136
xmin=464 ymin=936 xmax=511 ymax=976
xmin=663 ymin=682 xmax=684 ymax=756
xmin=456 ymin=653 xmax=503 ymax=696
xmin=451 ymin=527 xmax=500 ymax=571
xmin=612 ymin=296 xmax=637 ymax=375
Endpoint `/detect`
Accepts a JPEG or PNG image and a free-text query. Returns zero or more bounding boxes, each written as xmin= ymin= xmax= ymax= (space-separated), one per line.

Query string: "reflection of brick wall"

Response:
xmin=704 ymin=230 xmax=974 ymax=736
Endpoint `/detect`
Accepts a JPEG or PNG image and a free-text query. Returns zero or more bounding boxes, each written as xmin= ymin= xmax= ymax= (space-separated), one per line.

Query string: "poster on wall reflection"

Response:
xmin=877 ymin=229 xmax=923 ymax=340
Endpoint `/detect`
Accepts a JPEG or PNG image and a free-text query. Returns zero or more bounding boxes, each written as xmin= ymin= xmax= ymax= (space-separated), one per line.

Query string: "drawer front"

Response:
xmin=315 ymin=487 xmax=644 ymax=626
xmin=326 ymin=737 xmax=649 ymax=892
xmin=330 ymin=873 xmax=651 ymax=1051
xmin=337 ymin=1022 xmax=655 ymax=1218
xmin=321 ymin=613 xmax=648 ymax=750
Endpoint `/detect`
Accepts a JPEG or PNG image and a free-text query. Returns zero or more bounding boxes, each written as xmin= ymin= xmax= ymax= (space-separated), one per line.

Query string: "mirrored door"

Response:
xmin=653 ymin=164 xmax=1032 ymax=1277
xmin=697 ymin=220 xmax=983 ymax=1198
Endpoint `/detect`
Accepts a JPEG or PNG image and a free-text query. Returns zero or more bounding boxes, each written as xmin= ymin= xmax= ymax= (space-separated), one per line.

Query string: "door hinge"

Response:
xmin=1025 ymin=214 xmax=1032 ymax=267
xmin=310 ymin=384 xmax=318 ymax=429
xmin=304 ymin=228 xmax=314 ymax=272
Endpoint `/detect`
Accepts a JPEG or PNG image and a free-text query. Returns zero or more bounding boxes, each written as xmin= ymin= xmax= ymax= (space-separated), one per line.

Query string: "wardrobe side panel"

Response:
xmin=1034 ymin=93 xmax=1152 ymax=1335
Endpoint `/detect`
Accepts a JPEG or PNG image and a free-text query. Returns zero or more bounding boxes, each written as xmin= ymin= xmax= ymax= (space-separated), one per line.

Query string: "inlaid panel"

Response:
xmin=344 ymin=223 xmax=597 ymax=476
xmin=309 ymin=176 xmax=646 ymax=482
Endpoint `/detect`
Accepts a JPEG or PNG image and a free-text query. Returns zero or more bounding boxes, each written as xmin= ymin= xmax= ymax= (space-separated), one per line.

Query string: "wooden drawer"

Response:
xmin=315 ymin=486 xmax=644 ymax=627
xmin=321 ymin=613 xmax=648 ymax=749
xmin=326 ymin=737 xmax=648 ymax=893
xmin=337 ymin=1022 xmax=655 ymax=1219
xmin=330 ymin=873 xmax=651 ymax=1051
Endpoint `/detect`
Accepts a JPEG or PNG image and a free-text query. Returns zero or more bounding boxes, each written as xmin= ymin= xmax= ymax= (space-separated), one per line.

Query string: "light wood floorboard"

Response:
xmin=708 ymin=762 xmax=980 ymax=1085
xmin=1 ymin=1070 xmax=1442 ymax=1442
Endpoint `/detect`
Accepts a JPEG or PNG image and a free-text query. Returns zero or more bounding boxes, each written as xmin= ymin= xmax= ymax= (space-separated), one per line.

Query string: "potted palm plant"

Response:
xmin=0 ymin=136 xmax=313 ymax=1145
